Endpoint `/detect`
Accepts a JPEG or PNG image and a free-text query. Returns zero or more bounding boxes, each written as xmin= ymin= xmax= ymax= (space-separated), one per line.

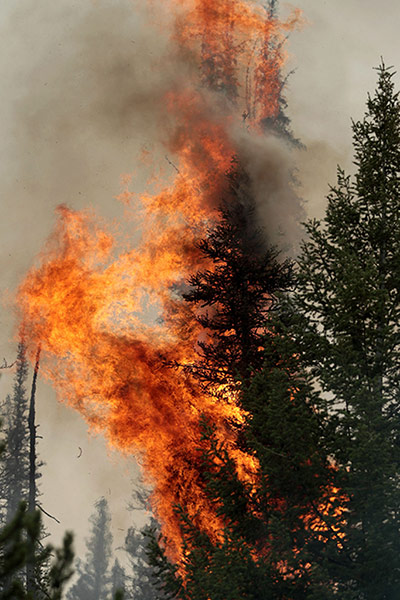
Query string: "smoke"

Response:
xmin=0 ymin=0 xmax=304 ymax=286
xmin=232 ymin=125 xmax=304 ymax=251
xmin=0 ymin=2 xmax=144 ymax=289
xmin=8 ymin=0 xmax=182 ymax=140
xmin=4 ymin=0 xmax=399 ymax=563
xmin=1 ymin=0 xmax=196 ymax=230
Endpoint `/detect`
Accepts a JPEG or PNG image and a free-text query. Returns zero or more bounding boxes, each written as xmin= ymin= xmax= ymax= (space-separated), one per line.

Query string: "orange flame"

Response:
xmin=16 ymin=0 xmax=301 ymax=558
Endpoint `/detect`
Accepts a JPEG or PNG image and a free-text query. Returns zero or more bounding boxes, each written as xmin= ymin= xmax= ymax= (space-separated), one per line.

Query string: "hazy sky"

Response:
xmin=1 ymin=0 xmax=400 ymax=561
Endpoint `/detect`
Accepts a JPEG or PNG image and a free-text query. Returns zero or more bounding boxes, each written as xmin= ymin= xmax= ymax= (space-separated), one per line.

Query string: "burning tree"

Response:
xmin=286 ymin=63 xmax=400 ymax=597
xmin=146 ymin=173 xmax=337 ymax=598
xmin=15 ymin=0 xmax=303 ymax=565
xmin=181 ymin=165 xmax=293 ymax=391
xmin=147 ymin=63 xmax=400 ymax=599
xmin=9 ymin=0 xmax=400 ymax=594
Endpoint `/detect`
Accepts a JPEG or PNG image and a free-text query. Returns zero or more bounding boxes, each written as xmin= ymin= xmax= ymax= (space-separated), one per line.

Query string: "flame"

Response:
xmin=16 ymin=0 xmax=301 ymax=558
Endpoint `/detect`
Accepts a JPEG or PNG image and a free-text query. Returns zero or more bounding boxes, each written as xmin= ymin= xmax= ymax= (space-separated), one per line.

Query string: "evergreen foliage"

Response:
xmin=110 ymin=559 xmax=126 ymax=600
xmin=183 ymin=167 xmax=292 ymax=392
xmin=147 ymin=169 xmax=332 ymax=598
xmin=148 ymin=341 xmax=335 ymax=599
xmin=148 ymin=64 xmax=400 ymax=600
xmin=0 ymin=419 xmax=74 ymax=600
xmin=286 ymin=63 xmax=400 ymax=598
xmin=2 ymin=42 xmax=399 ymax=600
xmin=0 ymin=341 xmax=50 ymax=596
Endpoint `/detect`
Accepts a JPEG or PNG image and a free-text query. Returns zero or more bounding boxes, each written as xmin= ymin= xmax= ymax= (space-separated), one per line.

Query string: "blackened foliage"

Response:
xmin=183 ymin=169 xmax=293 ymax=392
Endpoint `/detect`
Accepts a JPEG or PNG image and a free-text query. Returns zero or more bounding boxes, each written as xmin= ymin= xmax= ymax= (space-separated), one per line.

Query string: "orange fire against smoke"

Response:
xmin=16 ymin=1 xmax=301 ymax=558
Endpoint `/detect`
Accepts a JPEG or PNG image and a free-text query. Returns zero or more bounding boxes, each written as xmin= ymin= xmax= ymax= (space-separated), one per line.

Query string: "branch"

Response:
xmin=0 ymin=358 xmax=16 ymax=370
xmin=36 ymin=503 xmax=61 ymax=524
xmin=165 ymin=155 xmax=181 ymax=175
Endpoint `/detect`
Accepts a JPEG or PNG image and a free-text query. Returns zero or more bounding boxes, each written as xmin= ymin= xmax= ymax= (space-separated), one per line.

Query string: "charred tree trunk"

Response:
xmin=26 ymin=346 xmax=40 ymax=595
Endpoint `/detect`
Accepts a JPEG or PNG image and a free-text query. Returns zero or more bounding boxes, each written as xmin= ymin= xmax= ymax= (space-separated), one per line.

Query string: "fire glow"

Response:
xmin=16 ymin=0 xmax=302 ymax=558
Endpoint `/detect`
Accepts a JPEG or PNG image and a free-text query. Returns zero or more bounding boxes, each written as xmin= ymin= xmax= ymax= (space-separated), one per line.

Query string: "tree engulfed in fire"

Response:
xmin=16 ymin=0 xmax=303 ymax=558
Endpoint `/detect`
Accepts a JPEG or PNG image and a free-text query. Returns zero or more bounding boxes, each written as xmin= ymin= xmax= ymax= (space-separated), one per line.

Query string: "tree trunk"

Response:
xmin=26 ymin=346 xmax=40 ymax=595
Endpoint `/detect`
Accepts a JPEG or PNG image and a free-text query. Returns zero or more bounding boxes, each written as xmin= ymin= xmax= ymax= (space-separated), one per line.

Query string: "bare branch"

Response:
xmin=36 ymin=503 xmax=61 ymax=524
xmin=165 ymin=155 xmax=181 ymax=175
xmin=0 ymin=358 xmax=16 ymax=370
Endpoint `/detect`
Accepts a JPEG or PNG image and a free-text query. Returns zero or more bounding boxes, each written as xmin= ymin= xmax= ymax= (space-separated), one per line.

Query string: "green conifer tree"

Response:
xmin=0 ymin=419 xmax=74 ymax=599
xmin=288 ymin=63 xmax=400 ymax=598
xmin=0 ymin=503 xmax=74 ymax=600
xmin=0 ymin=342 xmax=51 ymax=597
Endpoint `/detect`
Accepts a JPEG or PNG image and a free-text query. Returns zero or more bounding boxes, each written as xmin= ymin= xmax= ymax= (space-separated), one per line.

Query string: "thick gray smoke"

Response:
xmin=232 ymin=125 xmax=304 ymax=253
xmin=1 ymin=0 xmax=305 ymax=294
xmin=1 ymin=1 xmax=159 ymax=291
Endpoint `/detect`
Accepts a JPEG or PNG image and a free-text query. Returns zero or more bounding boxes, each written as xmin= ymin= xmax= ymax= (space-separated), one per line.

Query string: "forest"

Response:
xmin=1 ymin=1 xmax=400 ymax=599
xmin=1 ymin=61 xmax=399 ymax=600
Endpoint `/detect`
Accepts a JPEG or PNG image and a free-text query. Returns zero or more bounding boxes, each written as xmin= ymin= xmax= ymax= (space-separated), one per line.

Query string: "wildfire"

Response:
xmin=16 ymin=0 xmax=301 ymax=558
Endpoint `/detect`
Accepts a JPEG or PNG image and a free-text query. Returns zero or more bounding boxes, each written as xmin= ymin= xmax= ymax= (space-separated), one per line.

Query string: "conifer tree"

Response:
xmin=181 ymin=166 xmax=293 ymax=393
xmin=26 ymin=346 xmax=43 ymax=597
xmin=0 ymin=342 xmax=51 ymax=597
xmin=0 ymin=342 xmax=30 ymax=523
xmin=0 ymin=420 xmax=74 ymax=599
xmin=110 ymin=559 xmax=126 ymax=600
xmin=149 ymin=351 xmax=334 ymax=599
xmin=287 ymin=63 xmax=400 ymax=598
xmin=0 ymin=503 xmax=74 ymax=600
xmin=125 ymin=521 xmax=160 ymax=600
xmin=67 ymin=497 xmax=112 ymax=600
xmin=148 ymin=168 xmax=333 ymax=598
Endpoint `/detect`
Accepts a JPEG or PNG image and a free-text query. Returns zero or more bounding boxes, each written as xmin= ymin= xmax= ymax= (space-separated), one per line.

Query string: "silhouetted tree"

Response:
xmin=110 ymin=559 xmax=126 ymax=600
xmin=182 ymin=167 xmax=292 ymax=394
xmin=0 ymin=342 xmax=30 ymax=523
xmin=26 ymin=347 xmax=41 ymax=596
xmin=67 ymin=498 xmax=112 ymax=600
xmin=0 ymin=502 xmax=74 ymax=600
xmin=125 ymin=521 xmax=161 ymax=600
xmin=0 ymin=342 xmax=50 ymax=597
xmin=0 ymin=418 xmax=73 ymax=599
